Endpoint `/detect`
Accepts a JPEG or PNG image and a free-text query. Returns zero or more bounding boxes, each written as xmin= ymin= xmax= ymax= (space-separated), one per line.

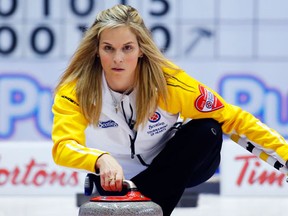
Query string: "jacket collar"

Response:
xmin=101 ymin=72 xmax=136 ymax=135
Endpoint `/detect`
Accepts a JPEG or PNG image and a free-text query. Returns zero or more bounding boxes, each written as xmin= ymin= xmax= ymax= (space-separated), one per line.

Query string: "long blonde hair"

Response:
xmin=55 ymin=4 xmax=177 ymax=128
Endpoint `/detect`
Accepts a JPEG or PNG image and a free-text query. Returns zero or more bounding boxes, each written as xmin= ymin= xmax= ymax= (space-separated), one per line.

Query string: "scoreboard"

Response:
xmin=0 ymin=0 xmax=180 ymax=59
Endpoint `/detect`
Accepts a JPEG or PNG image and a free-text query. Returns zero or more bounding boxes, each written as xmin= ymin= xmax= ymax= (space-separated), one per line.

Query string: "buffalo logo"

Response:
xmin=195 ymin=85 xmax=224 ymax=112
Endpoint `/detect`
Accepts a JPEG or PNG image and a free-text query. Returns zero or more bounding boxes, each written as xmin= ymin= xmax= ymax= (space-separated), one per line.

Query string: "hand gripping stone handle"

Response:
xmin=84 ymin=174 xmax=138 ymax=196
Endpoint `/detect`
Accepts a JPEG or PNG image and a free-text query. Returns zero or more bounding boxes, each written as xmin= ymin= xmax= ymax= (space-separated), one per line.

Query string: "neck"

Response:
xmin=108 ymin=87 xmax=132 ymax=113
xmin=109 ymin=86 xmax=133 ymax=94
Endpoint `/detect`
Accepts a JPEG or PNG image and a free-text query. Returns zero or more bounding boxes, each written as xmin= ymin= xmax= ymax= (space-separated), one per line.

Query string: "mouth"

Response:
xmin=112 ymin=68 xmax=124 ymax=72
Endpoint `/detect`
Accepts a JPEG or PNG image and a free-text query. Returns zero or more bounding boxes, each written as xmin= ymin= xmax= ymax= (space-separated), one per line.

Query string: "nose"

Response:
xmin=113 ymin=51 xmax=124 ymax=63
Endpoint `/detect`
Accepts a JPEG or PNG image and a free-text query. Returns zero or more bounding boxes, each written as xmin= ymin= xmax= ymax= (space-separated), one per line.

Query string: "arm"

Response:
xmin=51 ymin=83 xmax=107 ymax=173
xmin=160 ymin=69 xmax=288 ymax=170
xmin=52 ymin=83 xmax=124 ymax=191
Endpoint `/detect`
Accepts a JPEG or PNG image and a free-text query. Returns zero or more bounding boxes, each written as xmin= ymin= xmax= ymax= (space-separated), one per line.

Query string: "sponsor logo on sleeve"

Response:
xmin=195 ymin=85 xmax=224 ymax=112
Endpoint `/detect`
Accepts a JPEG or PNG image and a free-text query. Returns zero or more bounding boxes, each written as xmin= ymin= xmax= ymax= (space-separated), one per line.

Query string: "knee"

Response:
xmin=182 ymin=119 xmax=222 ymax=141
xmin=168 ymin=118 xmax=223 ymax=157
xmin=195 ymin=118 xmax=222 ymax=134
xmin=173 ymin=119 xmax=223 ymax=155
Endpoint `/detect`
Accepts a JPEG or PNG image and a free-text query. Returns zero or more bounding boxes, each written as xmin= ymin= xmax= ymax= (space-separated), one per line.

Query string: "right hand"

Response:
xmin=95 ymin=154 xmax=124 ymax=192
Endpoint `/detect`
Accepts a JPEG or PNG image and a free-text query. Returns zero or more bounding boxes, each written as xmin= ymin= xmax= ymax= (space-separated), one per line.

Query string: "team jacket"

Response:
xmin=52 ymin=67 xmax=288 ymax=179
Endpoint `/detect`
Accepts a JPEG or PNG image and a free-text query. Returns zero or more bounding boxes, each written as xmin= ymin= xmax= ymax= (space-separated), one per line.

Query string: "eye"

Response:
xmin=104 ymin=45 xmax=114 ymax=51
xmin=123 ymin=45 xmax=133 ymax=52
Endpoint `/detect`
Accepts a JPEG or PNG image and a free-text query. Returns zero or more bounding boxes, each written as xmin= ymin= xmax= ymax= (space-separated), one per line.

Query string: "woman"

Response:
xmin=52 ymin=4 xmax=288 ymax=215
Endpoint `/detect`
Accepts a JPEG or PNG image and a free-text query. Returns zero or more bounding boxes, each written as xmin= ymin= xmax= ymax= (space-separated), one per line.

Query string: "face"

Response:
xmin=98 ymin=26 xmax=142 ymax=92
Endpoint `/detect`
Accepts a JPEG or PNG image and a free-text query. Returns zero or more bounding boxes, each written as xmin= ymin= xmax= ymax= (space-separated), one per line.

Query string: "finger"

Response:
xmin=109 ymin=178 xmax=117 ymax=191
xmin=105 ymin=174 xmax=118 ymax=191
xmin=100 ymin=174 xmax=107 ymax=190
xmin=115 ymin=173 xmax=123 ymax=192
xmin=102 ymin=175 xmax=112 ymax=191
xmin=106 ymin=176 xmax=115 ymax=191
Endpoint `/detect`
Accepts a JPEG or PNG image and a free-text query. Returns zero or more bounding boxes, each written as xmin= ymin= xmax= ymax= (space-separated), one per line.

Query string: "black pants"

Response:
xmin=95 ymin=118 xmax=223 ymax=216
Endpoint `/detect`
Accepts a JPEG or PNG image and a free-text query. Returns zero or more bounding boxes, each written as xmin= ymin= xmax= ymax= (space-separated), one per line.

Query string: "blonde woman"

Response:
xmin=52 ymin=4 xmax=288 ymax=215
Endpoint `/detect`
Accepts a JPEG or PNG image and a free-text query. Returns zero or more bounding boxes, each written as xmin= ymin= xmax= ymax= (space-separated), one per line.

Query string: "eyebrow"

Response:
xmin=101 ymin=41 xmax=135 ymax=46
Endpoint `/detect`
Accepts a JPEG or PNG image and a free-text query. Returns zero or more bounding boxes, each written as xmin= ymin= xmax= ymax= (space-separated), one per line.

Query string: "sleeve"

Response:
xmin=159 ymin=69 xmax=288 ymax=171
xmin=51 ymin=83 xmax=107 ymax=173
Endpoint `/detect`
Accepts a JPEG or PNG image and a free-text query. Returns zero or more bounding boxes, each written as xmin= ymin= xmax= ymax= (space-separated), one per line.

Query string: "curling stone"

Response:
xmin=78 ymin=178 xmax=163 ymax=216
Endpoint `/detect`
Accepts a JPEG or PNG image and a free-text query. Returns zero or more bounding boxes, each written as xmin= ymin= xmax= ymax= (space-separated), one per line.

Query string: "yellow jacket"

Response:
xmin=52 ymin=68 xmax=288 ymax=178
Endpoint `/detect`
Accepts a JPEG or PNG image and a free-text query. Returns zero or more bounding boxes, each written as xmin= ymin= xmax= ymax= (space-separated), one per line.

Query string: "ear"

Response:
xmin=138 ymin=51 xmax=144 ymax=58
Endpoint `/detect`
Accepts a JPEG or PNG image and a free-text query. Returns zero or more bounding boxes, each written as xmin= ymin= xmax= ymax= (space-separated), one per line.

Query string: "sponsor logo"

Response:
xmin=0 ymin=74 xmax=52 ymax=139
xmin=195 ymin=85 xmax=224 ymax=112
xmin=0 ymin=158 xmax=79 ymax=187
xmin=148 ymin=112 xmax=161 ymax=123
xmin=236 ymin=155 xmax=285 ymax=187
xmin=147 ymin=121 xmax=168 ymax=136
xmin=98 ymin=120 xmax=118 ymax=128
xmin=147 ymin=112 xmax=168 ymax=136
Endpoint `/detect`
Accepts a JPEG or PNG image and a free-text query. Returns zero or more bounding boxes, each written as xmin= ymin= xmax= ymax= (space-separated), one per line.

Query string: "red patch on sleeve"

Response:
xmin=195 ymin=85 xmax=224 ymax=112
